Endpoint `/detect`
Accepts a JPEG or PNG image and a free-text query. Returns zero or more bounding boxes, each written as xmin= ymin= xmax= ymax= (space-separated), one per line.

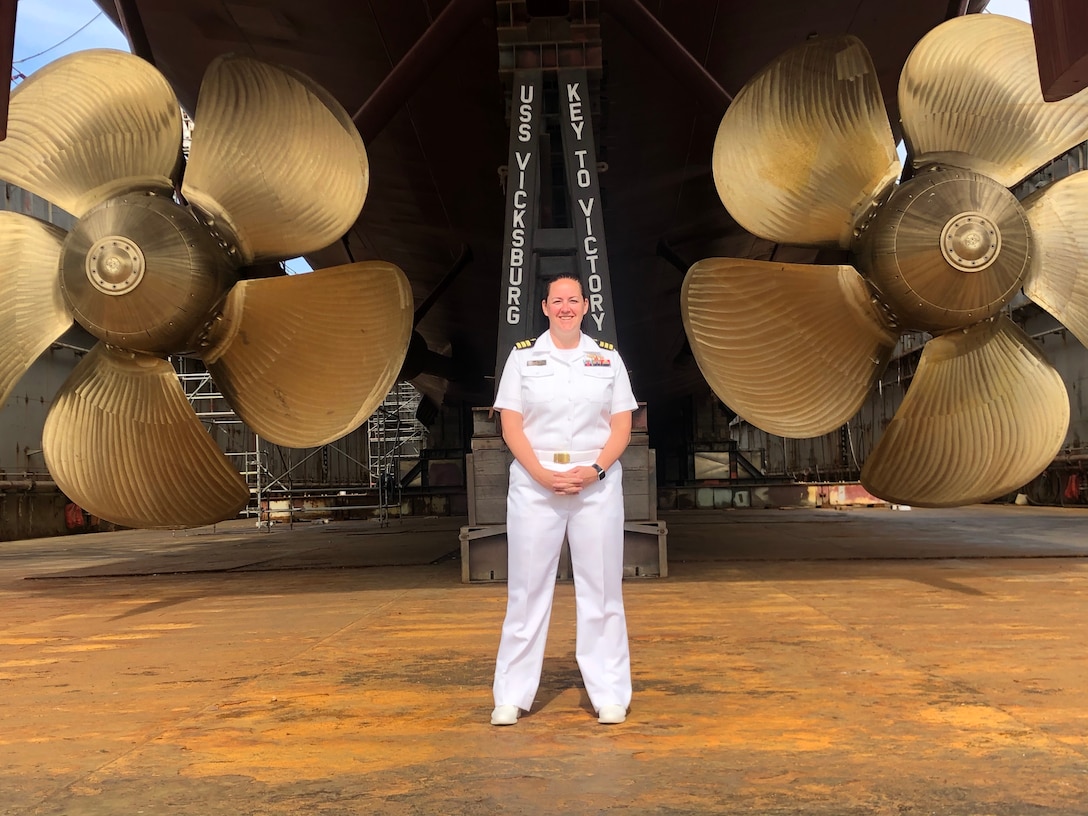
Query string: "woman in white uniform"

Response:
xmin=490 ymin=273 xmax=638 ymax=726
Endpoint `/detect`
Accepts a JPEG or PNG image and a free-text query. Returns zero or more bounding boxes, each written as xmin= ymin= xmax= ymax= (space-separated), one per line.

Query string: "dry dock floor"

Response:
xmin=2 ymin=504 xmax=1088 ymax=815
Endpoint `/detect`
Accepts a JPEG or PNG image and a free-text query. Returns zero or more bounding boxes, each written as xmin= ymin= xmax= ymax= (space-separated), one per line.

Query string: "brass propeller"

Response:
xmin=0 ymin=50 xmax=181 ymax=217
xmin=712 ymin=35 xmax=900 ymax=249
xmin=42 ymin=345 xmax=251 ymax=530
xmin=860 ymin=318 xmax=1068 ymax=507
xmin=681 ymin=259 xmax=898 ymax=438
xmin=900 ymin=15 xmax=1088 ymax=189
xmin=182 ymin=55 xmax=369 ymax=264
xmin=1022 ymin=171 xmax=1088 ymax=349
xmin=688 ymin=14 xmax=1088 ymax=507
xmin=202 ymin=262 xmax=413 ymax=448
xmin=0 ymin=50 xmax=412 ymax=528
xmin=0 ymin=213 xmax=71 ymax=406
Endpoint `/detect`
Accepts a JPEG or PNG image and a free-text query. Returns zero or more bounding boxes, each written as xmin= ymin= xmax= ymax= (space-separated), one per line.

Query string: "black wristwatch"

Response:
xmin=591 ymin=464 xmax=606 ymax=481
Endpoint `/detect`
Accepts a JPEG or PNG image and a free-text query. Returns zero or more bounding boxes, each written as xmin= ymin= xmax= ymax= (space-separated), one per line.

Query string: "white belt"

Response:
xmin=534 ymin=449 xmax=599 ymax=464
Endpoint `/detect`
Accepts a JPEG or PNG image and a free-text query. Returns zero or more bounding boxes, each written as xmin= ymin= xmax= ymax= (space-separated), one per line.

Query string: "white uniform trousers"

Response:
xmin=492 ymin=458 xmax=632 ymax=713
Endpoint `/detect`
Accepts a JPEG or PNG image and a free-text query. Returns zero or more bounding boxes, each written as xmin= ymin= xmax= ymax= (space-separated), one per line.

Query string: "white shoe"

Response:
xmin=597 ymin=704 xmax=627 ymax=724
xmin=491 ymin=704 xmax=520 ymax=726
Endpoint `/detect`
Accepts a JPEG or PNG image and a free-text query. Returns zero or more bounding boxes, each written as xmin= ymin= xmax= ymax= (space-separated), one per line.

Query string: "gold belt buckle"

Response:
xmin=553 ymin=452 xmax=570 ymax=464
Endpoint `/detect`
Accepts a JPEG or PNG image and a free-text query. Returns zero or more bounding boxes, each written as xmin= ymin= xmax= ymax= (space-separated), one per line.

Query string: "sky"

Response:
xmin=984 ymin=0 xmax=1031 ymax=20
xmin=11 ymin=0 xmax=128 ymax=85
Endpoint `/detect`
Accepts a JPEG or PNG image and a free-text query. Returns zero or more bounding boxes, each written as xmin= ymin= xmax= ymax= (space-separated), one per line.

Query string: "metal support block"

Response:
xmin=622 ymin=520 xmax=668 ymax=578
xmin=460 ymin=525 xmax=572 ymax=583
xmin=459 ymin=520 xmax=667 ymax=583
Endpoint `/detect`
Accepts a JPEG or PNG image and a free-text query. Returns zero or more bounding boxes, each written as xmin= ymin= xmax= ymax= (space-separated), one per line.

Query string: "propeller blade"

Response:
xmin=861 ymin=317 xmax=1069 ymax=507
xmin=42 ymin=345 xmax=250 ymax=529
xmin=0 ymin=50 xmax=181 ymax=218
xmin=712 ymin=35 xmax=899 ymax=249
xmin=681 ymin=258 xmax=898 ymax=438
xmin=1022 ymin=170 xmax=1088 ymax=348
xmin=201 ymin=261 xmax=413 ymax=448
xmin=900 ymin=14 xmax=1088 ymax=189
xmin=182 ymin=55 xmax=368 ymax=264
xmin=0 ymin=212 xmax=72 ymax=405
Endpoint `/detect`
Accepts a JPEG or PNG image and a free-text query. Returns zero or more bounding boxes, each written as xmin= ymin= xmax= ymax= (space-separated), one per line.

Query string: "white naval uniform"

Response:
xmin=491 ymin=331 xmax=639 ymax=714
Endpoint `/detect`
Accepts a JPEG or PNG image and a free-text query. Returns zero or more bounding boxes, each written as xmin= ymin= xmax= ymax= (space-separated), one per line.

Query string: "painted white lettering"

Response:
xmin=583 ymin=235 xmax=598 ymax=256
xmin=590 ymin=293 xmax=604 ymax=311
xmin=506 ymin=99 xmax=535 ymax=328
xmin=567 ymin=85 xmax=585 ymax=140
xmin=591 ymin=312 xmax=605 ymax=331
xmin=588 ymin=273 xmax=602 ymax=293
xmin=579 ymin=198 xmax=595 ymax=236
xmin=517 ymin=86 xmax=535 ymax=143
xmin=574 ymin=150 xmax=590 ymax=187
xmin=508 ymin=152 xmax=530 ymax=305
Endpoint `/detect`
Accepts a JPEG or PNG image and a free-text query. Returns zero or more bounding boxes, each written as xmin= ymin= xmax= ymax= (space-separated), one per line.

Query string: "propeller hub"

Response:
xmin=940 ymin=213 xmax=1001 ymax=272
xmin=60 ymin=193 xmax=238 ymax=354
xmin=859 ymin=168 xmax=1030 ymax=333
xmin=86 ymin=236 xmax=146 ymax=295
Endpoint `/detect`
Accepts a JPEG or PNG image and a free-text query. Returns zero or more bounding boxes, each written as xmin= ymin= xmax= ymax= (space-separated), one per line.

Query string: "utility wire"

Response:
xmin=13 ymin=11 xmax=103 ymax=65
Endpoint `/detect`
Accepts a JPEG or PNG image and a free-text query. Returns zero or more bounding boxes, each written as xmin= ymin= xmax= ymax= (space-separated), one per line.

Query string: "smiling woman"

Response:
xmin=490 ymin=272 xmax=639 ymax=727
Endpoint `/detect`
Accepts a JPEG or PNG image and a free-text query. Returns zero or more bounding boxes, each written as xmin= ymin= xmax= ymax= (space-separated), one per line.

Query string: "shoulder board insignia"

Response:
xmin=515 ymin=337 xmax=537 ymax=349
xmin=594 ymin=339 xmax=616 ymax=351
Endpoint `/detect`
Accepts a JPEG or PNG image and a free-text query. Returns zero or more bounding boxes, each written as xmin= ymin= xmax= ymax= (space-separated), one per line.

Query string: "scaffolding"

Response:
xmin=176 ymin=360 xmax=427 ymax=525
xmin=367 ymin=381 xmax=428 ymax=513
xmin=176 ymin=367 xmax=261 ymax=518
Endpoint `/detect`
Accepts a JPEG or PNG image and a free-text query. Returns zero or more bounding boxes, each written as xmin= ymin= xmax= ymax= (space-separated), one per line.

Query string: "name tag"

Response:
xmin=527 ymin=359 xmax=548 ymax=366
xmin=584 ymin=353 xmax=611 ymax=367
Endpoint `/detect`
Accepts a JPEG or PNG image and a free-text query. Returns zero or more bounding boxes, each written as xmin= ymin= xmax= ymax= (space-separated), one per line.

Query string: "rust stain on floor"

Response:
xmin=2 ymin=506 xmax=1088 ymax=814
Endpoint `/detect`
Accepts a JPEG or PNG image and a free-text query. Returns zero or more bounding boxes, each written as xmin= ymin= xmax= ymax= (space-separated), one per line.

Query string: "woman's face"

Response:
xmin=542 ymin=277 xmax=589 ymax=334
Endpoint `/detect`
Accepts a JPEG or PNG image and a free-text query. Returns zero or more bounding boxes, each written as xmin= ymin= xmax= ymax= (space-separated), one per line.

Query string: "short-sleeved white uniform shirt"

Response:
xmin=493 ymin=331 xmax=638 ymax=452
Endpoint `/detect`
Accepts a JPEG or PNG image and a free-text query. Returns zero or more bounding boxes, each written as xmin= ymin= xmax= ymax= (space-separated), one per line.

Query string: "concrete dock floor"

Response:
xmin=2 ymin=504 xmax=1088 ymax=815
